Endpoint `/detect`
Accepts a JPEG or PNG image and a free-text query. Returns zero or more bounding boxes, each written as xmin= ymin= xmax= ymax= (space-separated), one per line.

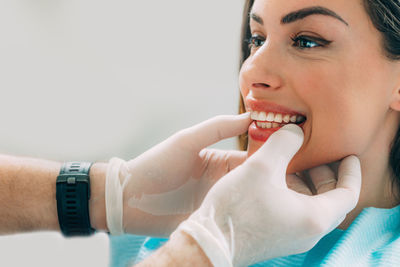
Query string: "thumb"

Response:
xmin=246 ymin=124 xmax=304 ymax=185
xmin=177 ymin=113 xmax=251 ymax=152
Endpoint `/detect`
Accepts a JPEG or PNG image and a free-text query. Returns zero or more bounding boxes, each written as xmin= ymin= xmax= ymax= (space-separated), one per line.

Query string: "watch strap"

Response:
xmin=56 ymin=162 xmax=95 ymax=236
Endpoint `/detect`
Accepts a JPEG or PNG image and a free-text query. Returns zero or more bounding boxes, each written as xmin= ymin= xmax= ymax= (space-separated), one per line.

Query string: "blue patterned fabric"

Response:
xmin=110 ymin=205 xmax=400 ymax=267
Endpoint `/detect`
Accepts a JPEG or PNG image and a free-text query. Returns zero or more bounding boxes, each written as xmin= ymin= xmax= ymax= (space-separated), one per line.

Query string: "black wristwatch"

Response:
xmin=56 ymin=162 xmax=95 ymax=236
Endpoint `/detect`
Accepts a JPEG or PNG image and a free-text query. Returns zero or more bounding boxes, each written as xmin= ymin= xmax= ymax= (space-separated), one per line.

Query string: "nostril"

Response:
xmin=253 ymin=83 xmax=270 ymax=88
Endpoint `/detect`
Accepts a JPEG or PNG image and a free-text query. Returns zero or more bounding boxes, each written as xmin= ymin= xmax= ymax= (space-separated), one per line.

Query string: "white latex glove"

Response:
xmin=173 ymin=124 xmax=361 ymax=267
xmin=105 ymin=114 xmax=252 ymax=236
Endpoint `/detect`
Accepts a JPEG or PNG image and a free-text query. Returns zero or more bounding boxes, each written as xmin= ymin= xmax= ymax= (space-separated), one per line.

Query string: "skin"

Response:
xmin=240 ymin=0 xmax=400 ymax=228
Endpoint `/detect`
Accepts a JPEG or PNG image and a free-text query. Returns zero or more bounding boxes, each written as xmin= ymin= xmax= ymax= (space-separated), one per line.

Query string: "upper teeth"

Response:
xmin=251 ymin=111 xmax=306 ymax=124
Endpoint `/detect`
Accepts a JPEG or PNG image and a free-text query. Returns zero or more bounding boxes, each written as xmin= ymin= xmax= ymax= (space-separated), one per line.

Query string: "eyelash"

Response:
xmin=246 ymin=34 xmax=332 ymax=50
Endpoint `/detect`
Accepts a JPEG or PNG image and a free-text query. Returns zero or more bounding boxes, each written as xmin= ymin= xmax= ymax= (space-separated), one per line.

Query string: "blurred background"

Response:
xmin=0 ymin=0 xmax=243 ymax=266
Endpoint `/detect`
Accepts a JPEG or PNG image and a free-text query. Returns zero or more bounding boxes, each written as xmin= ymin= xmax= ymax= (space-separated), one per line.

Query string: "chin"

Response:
xmin=247 ymin=138 xmax=348 ymax=175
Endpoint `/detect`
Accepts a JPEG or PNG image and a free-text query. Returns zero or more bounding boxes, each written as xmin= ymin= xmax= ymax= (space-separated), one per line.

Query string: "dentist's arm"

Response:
xmin=0 ymin=114 xmax=251 ymax=235
xmin=0 ymin=156 xmax=108 ymax=234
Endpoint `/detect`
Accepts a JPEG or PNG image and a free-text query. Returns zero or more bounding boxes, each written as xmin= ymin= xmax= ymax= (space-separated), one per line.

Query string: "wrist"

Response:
xmin=38 ymin=159 xmax=62 ymax=232
xmin=89 ymin=162 xmax=108 ymax=232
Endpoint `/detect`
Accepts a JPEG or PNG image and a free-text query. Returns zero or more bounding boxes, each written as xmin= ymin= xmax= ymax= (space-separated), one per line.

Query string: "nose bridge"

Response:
xmin=243 ymin=38 xmax=283 ymax=89
xmin=255 ymin=38 xmax=277 ymax=63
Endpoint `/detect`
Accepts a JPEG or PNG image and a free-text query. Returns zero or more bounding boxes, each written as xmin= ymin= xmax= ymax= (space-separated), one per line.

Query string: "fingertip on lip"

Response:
xmin=281 ymin=123 xmax=304 ymax=135
xmin=278 ymin=124 xmax=305 ymax=144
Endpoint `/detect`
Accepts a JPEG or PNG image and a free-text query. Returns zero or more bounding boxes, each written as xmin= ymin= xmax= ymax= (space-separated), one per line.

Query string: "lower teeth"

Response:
xmin=256 ymin=120 xmax=305 ymax=129
xmin=256 ymin=122 xmax=284 ymax=129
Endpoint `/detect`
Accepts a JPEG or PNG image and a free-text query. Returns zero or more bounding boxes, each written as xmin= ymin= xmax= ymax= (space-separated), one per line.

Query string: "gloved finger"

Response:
xmin=308 ymin=165 xmax=337 ymax=194
xmin=311 ymin=155 xmax=361 ymax=225
xmin=246 ymin=124 xmax=304 ymax=187
xmin=286 ymin=174 xmax=313 ymax=196
xmin=225 ymin=150 xmax=248 ymax=170
xmin=198 ymin=149 xmax=248 ymax=179
xmin=176 ymin=113 xmax=251 ymax=152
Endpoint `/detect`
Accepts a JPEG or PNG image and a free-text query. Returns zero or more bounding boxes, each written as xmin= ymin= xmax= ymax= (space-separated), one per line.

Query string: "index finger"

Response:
xmin=177 ymin=113 xmax=251 ymax=152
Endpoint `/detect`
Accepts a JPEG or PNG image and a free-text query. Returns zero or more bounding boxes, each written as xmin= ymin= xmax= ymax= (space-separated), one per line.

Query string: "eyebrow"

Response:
xmin=250 ymin=6 xmax=349 ymax=27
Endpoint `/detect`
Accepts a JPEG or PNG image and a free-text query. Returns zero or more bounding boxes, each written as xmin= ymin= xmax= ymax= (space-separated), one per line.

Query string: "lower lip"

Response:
xmin=248 ymin=121 xmax=305 ymax=143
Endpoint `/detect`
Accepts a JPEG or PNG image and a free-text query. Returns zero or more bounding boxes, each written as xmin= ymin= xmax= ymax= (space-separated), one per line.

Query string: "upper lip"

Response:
xmin=246 ymin=97 xmax=306 ymax=117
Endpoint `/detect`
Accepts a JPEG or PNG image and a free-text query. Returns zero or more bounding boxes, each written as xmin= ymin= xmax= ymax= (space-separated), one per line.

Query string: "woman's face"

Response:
xmin=240 ymin=0 xmax=400 ymax=173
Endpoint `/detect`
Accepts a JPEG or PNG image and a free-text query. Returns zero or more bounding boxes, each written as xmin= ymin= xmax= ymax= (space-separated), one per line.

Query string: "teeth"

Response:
xmin=274 ymin=114 xmax=283 ymax=123
xmin=266 ymin=112 xmax=275 ymax=121
xmin=251 ymin=111 xmax=307 ymax=127
xmin=283 ymin=114 xmax=290 ymax=123
xmin=251 ymin=111 xmax=259 ymax=120
xmin=256 ymin=121 xmax=276 ymax=129
xmin=259 ymin=111 xmax=267 ymax=121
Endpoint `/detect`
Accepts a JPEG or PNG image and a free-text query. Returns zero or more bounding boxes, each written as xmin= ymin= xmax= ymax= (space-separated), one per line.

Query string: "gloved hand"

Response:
xmin=105 ymin=113 xmax=252 ymax=236
xmin=173 ymin=124 xmax=362 ymax=267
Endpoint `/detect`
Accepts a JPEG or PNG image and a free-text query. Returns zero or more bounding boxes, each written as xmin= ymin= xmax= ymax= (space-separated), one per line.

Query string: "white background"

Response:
xmin=0 ymin=0 xmax=244 ymax=266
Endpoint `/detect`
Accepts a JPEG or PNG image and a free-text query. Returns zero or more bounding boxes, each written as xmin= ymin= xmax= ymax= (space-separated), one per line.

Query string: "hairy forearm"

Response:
xmin=135 ymin=231 xmax=212 ymax=267
xmin=0 ymin=155 xmax=213 ymax=265
xmin=0 ymin=155 xmax=61 ymax=234
xmin=0 ymin=154 xmax=108 ymax=234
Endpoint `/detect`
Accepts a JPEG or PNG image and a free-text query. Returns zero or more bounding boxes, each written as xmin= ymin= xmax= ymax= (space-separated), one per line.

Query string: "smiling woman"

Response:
xmin=239 ymin=0 xmax=400 ymax=215
xmin=111 ymin=0 xmax=400 ymax=266
xmin=237 ymin=0 xmax=400 ymax=264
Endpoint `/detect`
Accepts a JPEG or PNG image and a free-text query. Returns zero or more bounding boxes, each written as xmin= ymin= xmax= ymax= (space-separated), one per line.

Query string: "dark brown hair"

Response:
xmin=238 ymin=0 xmax=400 ymax=198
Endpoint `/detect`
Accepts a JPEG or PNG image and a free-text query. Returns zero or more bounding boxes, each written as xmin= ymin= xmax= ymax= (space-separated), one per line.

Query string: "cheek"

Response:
xmin=239 ymin=67 xmax=249 ymax=101
xmin=287 ymin=66 xmax=388 ymax=173
xmin=287 ymin=121 xmax=366 ymax=174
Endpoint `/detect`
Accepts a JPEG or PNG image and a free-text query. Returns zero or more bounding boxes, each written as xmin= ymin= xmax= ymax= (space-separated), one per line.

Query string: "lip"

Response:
xmin=246 ymin=97 xmax=307 ymax=143
xmin=246 ymin=97 xmax=306 ymax=117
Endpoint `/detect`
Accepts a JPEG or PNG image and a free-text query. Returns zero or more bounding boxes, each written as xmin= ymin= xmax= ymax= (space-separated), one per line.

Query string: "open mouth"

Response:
xmin=251 ymin=111 xmax=307 ymax=129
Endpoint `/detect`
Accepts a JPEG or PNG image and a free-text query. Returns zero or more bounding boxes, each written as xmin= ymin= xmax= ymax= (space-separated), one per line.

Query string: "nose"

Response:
xmin=240 ymin=42 xmax=284 ymax=92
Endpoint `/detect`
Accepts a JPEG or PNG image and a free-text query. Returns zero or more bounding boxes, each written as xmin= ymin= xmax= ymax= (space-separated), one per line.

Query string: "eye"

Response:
xmin=246 ymin=34 xmax=266 ymax=50
xmin=291 ymin=35 xmax=332 ymax=49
